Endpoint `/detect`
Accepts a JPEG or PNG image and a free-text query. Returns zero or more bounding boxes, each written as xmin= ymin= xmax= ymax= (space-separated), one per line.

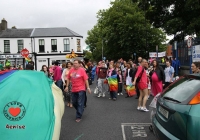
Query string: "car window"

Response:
xmin=162 ymin=77 xmax=200 ymax=102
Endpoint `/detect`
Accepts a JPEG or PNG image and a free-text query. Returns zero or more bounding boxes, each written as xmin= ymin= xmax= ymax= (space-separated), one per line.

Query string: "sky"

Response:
xmin=0 ymin=0 xmax=112 ymax=49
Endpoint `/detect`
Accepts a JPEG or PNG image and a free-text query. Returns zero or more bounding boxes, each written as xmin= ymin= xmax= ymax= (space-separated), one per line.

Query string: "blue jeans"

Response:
xmin=55 ymin=79 xmax=63 ymax=91
xmin=72 ymin=91 xmax=86 ymax=119
xmin=110 ymin=91 xmax=117 ymax=99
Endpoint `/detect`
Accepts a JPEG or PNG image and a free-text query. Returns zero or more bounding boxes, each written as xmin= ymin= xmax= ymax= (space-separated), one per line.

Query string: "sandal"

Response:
xmin=76 ymin=118 xmax=81 ymax=122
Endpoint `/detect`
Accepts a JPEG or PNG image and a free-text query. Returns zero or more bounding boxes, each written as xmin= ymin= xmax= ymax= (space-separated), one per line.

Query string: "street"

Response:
xmin=60 ymin=83 xmax=156 ymax=140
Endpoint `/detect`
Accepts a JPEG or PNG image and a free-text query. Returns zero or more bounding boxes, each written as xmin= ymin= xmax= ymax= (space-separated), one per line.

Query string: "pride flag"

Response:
xmin=108 ymin=74 xmax=118 ymax=91
xmin=0 ymin=70 xmax=64 ymax=140
xmin=25 ymin=57 xmax=31 ymax=62
xmin=126 ymin=85 xmax=136 ymax=96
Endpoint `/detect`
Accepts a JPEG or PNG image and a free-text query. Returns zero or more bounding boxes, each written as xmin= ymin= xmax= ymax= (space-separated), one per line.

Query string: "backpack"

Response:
xmin=132 ymin=67 xmax=144 ymax=83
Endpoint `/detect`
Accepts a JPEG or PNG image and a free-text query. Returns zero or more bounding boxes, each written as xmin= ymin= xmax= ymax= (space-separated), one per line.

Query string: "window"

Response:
xmin=162 ymin=77 xmax=200 ymax=103
xmin=18 ymin=40 xmax=24 ymax=52
xmin=51 ymin=39 xmax=57 ymax=52
xmin=39 ymin=39 xmax=45 ymax=52
xmin=77 ymin=39 xmax=81 ymax=52
xmin=4 ymin=40 xmax=10 ymax=53
xmin=64 ymin=39 xmax=70 ymax=51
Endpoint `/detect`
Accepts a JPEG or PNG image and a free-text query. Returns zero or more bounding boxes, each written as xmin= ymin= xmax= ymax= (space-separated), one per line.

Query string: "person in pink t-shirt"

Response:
xmin=53 ymin=61 xmax=62 ymax=90
xmin=64 ymin=60 xmax=91 ymax=122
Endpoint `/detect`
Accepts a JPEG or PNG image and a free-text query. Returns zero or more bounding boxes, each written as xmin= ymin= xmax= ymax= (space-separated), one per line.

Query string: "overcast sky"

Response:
xmin=0 ymin=0 xmax=112 ymax=48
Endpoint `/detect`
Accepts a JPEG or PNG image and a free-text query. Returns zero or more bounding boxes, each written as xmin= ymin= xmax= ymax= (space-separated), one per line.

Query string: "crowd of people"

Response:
xmin=1 ymin=56 xmax=200 ymax=121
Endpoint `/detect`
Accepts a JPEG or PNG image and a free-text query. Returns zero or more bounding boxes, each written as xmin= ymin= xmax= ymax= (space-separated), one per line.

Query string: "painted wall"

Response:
xmin=33 ymin=37 xmax=83 ymax=54
xmin=0 ymin=38 xmax=32 ymax=53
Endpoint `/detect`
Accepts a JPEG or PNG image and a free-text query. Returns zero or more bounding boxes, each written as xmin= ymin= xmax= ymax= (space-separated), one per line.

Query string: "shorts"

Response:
xmin=148 ymin=83 xmax=151 ymax=90
xmin=137 ymin=82 xmax=148 ymax=90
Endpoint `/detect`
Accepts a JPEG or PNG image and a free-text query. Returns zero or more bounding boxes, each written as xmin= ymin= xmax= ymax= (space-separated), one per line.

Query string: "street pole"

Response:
xmin=174 ymin=41 xmax=178 ymax=76
xmin=189 ymin=47 xmax=192 ymax=74
xmin=102 ymin=39 xmax=103 ymax=61
xmin=156 ymin=45 xmax=158 ymax=60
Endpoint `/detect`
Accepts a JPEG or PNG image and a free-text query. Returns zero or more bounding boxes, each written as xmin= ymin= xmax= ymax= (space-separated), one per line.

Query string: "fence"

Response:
xmin=173 ymin=37 xmax=200 ymax=66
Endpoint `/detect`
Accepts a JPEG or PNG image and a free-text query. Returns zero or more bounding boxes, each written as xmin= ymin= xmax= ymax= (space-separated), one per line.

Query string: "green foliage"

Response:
xmin=144 ymin=0 xmax=200 ymax=42
xmin=85 ymin=0 xmax=166 ymax=61
xmin=83 ymin=50 xmax=94 ymax=61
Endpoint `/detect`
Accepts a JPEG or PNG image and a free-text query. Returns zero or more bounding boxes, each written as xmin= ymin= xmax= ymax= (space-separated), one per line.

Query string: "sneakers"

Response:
xmin=142 ymin=108 xmax=149 ymax=112
xmin=102 ymin=94 xmax=105 ymax=97
xmin=140 ymin=107 xmax=149 ymax=112
xmin=97 ymin=94 xmax=102 ymax=98
xmin=117 ymin=93 xmax=120 ymax=95
xmin=137 ymin=106 xmax=142 ymax=110
xmin=137 ymin=107 xmax=149 ymax=112
xmin=121 ymin=93 xmax=123 ymax=95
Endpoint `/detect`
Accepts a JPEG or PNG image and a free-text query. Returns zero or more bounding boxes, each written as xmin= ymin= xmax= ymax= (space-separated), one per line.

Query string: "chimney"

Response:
xmin=12 ymin=26 xmax=17 ymax=29
xmin=1 ymin=18 xmax=7 ymax=30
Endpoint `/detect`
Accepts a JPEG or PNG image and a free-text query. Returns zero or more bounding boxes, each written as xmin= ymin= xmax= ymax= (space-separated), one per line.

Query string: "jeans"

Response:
xmin=72 ymin=91 xmax=86 ymax=119
xmin=110 ymin=91 xmax=117 ymax=99
xmin=98 ymin=78 xmax=106 ymax=95
xmin=55 ymin=79 xmax=63 ymax=91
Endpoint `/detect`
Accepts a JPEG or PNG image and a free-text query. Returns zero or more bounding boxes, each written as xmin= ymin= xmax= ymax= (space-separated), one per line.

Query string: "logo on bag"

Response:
xmin=3 ymin=101 xmax=26 ymax=121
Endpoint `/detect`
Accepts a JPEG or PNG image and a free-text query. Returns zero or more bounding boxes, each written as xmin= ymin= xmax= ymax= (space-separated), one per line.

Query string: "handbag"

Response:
xmin=94 ymin=87 xmax=98 ymax=94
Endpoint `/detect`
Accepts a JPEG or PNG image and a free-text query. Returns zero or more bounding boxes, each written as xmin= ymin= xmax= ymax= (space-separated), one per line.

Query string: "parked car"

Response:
xmin=152 ymin=74 xmax=200 ymax=140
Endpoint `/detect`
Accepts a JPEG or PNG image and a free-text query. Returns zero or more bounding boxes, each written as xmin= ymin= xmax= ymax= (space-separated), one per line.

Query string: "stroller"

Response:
xmin=149 ymin=93 xmax=161 ymax=132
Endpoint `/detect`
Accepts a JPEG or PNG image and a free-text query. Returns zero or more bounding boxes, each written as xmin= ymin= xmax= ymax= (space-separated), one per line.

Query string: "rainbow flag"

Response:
xmin=0 ymin=70 xmax=64 ymax=140
xmin=108 ymin=74 xmax=118 ymax=91
xmin=25 ymin=57 xmax=31 ymax=62
xmin=126 ymin=85 xmax=136 ymax=96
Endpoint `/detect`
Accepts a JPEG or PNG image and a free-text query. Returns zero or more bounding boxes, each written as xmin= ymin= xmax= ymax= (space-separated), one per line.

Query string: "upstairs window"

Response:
xmin=18 ymin=40 xmax=24 ymax=53
xmin=64 ymin=38 xmax=70 ymax=52
xmin=39 ymin=39 xmax=45 ymax=52
xmin=51 ymin=39 xmax=57 ymax=52
xmin=77 ymin=39 xmax=81 ymax=52
xmin=4 ymin=40 xmax=10 ymax=53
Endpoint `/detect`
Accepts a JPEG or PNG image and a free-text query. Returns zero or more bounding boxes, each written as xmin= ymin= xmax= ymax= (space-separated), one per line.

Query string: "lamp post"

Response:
xmin=156 ymin=45 xmax=158 ymax=60
xmin=174 ymin=41 xmax=178 ymax=76
xmin=102 ymin=39 xmax=103 ymax=61
xmin=102 ymin=39 xmax=108 ymax=61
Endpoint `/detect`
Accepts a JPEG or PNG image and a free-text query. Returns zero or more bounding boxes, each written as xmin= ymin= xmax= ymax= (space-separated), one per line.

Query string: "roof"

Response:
xmin=31 ymin=27 xmax=83 ymax=38
xmin=0 ymin=29 xmax=33 ymax=38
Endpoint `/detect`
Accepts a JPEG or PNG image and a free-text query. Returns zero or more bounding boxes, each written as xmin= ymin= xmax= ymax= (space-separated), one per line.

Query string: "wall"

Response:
xmin=0 ymin=38 xmax=32 ymax=53
xmin=33 ymin=37 xmax=83 ymax=54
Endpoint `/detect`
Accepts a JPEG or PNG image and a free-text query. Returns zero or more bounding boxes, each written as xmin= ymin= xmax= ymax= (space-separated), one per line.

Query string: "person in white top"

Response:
xmin=62 ymin=61 xmax=73 ymax=107
xmin=164 ymin=60 xmax=174 ymax=89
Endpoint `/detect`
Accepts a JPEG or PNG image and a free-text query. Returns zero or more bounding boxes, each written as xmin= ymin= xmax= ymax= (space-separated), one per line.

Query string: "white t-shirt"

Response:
xmin=164 ymin=66 xmax=174 ymax=82
xmin=126 ymin=69 xmax=132 ymax=85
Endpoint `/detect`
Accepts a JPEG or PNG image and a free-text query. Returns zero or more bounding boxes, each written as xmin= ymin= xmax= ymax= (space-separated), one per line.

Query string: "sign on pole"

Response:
xmin=187 ymin=37 xmax=192 ymax=48
xmin=21 ymin=48 xmax=29 ymax=58
xmin=192 ymin=45 xmax=200 ymax=62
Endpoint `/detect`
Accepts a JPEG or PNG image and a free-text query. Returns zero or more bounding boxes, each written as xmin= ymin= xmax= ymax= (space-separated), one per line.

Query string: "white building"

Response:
xmin=0 ymin=19 xmax=84 ymax=70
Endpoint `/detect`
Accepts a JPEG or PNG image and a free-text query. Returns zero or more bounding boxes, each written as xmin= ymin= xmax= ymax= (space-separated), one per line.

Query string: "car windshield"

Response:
xmin=161 ymin=77 xmax=200 ymax=103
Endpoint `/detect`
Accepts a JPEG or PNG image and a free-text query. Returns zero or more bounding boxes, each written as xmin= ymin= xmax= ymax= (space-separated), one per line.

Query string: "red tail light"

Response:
xmin=189 ymin=92 xmax=200 ymax=105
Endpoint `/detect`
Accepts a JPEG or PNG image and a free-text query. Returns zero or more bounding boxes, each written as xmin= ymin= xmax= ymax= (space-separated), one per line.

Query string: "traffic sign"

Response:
xmin=21 ymin=48 xmax=29 ymax=58
xmin=187 ymin=37 xmax=192 ymax=48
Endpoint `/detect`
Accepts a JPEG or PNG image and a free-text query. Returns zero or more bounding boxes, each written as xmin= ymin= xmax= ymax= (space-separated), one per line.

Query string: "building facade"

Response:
xmin=0 ymin=19 xmax=84 ymax=70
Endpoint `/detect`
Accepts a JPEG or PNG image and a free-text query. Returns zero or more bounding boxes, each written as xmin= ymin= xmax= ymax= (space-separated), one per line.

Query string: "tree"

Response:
xmin=83 ymin=50 xmax=94 ymax=61
xmin=143 ymin=0 xmax=200 ymax=42
xmin=86 ymin=0 xmax=166 ymax=61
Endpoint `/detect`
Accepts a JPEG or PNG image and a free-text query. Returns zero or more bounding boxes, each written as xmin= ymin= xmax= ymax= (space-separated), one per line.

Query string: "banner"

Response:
xmin=192 ymin=45 xmax=200 ymax=62
xmin=149 ymin=51 xmax=166 ymax=58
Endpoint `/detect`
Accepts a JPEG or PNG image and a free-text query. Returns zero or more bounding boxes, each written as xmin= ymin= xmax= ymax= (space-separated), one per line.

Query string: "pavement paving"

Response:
xmin=60 ymin=82 xmax=157 ymax=140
